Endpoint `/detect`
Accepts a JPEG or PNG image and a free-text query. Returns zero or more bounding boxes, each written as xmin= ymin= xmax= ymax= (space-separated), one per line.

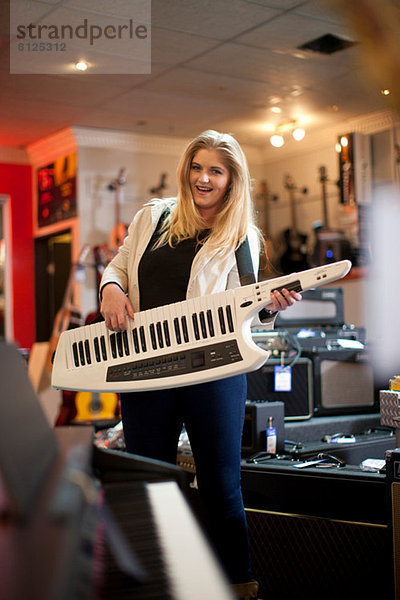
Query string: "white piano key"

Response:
xmin=146 ymin=481 xmax=234 ymax=600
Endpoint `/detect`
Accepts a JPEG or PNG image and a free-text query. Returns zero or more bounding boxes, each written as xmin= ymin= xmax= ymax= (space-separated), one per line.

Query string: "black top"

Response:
xmin=138 ymin=232 xmax=208 ymax=311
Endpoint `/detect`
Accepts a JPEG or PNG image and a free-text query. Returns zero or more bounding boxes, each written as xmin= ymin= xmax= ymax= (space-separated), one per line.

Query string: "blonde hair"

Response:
xmin=155 ymin=130 xmax=260 ymax=255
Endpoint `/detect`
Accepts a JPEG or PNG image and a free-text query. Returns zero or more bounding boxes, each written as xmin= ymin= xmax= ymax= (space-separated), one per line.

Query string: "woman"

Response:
xmin=100 ymin=130 xmax=301 ymax=599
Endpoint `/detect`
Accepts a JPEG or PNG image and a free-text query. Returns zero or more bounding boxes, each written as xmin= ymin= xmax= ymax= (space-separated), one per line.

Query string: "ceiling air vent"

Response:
xmin=298 ymin=33 xmax=356 ymax=55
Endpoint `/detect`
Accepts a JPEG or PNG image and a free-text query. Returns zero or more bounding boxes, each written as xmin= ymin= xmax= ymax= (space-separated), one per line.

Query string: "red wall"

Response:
xmin=0 ymin=163 xmax=34 ymax=348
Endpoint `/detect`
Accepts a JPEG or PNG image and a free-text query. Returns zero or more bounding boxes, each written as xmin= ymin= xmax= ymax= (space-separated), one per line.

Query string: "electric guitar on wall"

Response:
xmin=279 ymin=175 xmax=309 ymax=274
xmin=311 ymin=166 xmax=352 ymax=266
xmin=150 ymin=172 xmax=167 ymax=198
xmin=254 ymin=179 xmax=280 ymax=275
xmin=108 ymin=167 xmax=128 ymax=252
xmin=46 ymin=244 xmax=90 ymax=372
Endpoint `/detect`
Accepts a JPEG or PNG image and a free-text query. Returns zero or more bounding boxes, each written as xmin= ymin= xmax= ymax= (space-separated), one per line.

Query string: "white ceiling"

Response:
xmin=0 ymin=0 xmax=398 ymax=154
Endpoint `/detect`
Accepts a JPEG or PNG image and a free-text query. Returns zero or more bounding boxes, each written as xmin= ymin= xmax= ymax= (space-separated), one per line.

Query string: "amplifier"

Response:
xmin=307 ymin=348 xmax=377 ymax=416
xmin=246 ymin=358 xmax=313 ymax=421
xmin=275 ymin=287 xmax=344 ymax=328
xmin=242 ymin=401 xmax=285 ymax=456
xmin=241 ymin=459 xmax=392 ymax=600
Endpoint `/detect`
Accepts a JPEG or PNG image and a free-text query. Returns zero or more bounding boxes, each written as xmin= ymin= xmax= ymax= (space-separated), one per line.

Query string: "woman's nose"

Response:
xmin=199 ymin=170 xmax=210 ymax=182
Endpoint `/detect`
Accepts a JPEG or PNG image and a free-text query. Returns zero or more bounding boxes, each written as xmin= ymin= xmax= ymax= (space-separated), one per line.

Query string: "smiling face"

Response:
xmin=189 ymin=148 xmax=231 ymax=226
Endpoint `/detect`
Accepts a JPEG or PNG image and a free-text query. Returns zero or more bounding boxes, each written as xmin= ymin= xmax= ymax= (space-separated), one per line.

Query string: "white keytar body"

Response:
xmin=51 ymin=260 xmax=351 ymax=393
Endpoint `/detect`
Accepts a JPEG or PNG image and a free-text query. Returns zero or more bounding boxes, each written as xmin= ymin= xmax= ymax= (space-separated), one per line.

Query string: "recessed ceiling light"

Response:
xmin=381 ymin=89 xmax=391 ymax=96
xmin=271 ymin=106 xmax=282 ymax=114
xmin=75 ymin=60 xmax=88 ymax=72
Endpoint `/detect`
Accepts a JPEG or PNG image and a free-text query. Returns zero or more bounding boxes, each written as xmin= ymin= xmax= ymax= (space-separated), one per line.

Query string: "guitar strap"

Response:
xmin=235 ymin=236 xmax=256 ymax=286
xmin=235 ymin=236 xmax=276 ymax=321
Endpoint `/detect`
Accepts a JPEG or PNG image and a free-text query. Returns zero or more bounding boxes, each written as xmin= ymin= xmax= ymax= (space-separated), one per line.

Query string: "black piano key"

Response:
xmin=94 ymin=337 xmax=101 ymax=362
xmin=84 ymin=339 xmax=92 ymax=364
xmin=199 ymin=311 xmax=207 ymax=338
xmin=173 ymin=318 xmax=182 ymax=344
xmin=100 ymin=335 xmax=108 ymax=361
xmin=206 ymin=309 xmax=215 ymax=337
xmin=149 ymin=324 xmax=157 ymax=350
xmin=78 ymin=341 xmax=85 ymax=366
xmin=132 ymin=328 xmax=140 ymax=353
xmin=72 ymin=342 xmax=79 ymax=367
xmin=163 ymin=320 xmax=171 ymax=347
xmin=192 ymin=313 xmax=200 ymax=340
xmin=218 ymin=306 xmax=226 ymax=334
xmin=156 ymin=322 xmax=164 ymax=348
xmin=226 ymin=305 xmax=234 ymax=332
xmin=173 ymin=318 xmax=182 ymax=345
xmin=116 ymin=332 xmax=124 ymax=357
xmin=139 ymin=326 xmax=147 ymax=352
xmin=110 ymin=334 xmax=117 ymax=359
xmin=122 ymin=330 xmax=130 ymax=355
xmin=181 ymin=316 xmax=189 ymax=343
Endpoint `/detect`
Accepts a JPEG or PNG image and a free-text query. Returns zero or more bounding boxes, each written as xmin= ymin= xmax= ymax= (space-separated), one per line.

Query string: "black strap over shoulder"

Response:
xmin=148 ymin=207 xmax=170 ymax=248
xmin=235 ymin=237 xmax=256 ymax=286
xmin=235 ymin=236 xmax=276 ymax=321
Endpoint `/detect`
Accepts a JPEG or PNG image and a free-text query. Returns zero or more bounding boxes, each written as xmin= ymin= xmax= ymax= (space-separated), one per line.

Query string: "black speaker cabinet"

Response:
xmin=246 ymin=358 xmax=312 ymax=421
xmin=242 ymin=460 xmax=393 ymax=600
xmin=242 ymin=401 xmax=285 ymax=456
xmin=309 ymin=348 xmax=377 ymax=416
xmin=245 ymin=508 xmax=392 ymax=600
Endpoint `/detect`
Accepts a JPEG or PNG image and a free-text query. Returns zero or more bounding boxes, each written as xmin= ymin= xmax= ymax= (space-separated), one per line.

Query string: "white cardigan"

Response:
xmin=100 ymin=198 xmax=275 ymax=328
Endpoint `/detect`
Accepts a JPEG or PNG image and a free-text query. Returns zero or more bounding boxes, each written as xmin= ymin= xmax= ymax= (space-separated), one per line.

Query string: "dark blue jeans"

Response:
xmin=120 ymin=374 xmax=252 ymax=584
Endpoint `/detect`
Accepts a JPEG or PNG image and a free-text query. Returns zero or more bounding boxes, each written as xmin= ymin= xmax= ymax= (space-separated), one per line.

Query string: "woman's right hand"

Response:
xmin=100 ymin=283 xmax=135 ymax=331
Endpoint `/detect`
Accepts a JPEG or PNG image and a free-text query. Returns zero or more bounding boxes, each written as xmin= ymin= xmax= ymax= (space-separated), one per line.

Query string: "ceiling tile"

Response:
xmin=150 ymin=0 xmax=281 ymax=40
xmin=151 ymin=27 xmax=222 ymax=64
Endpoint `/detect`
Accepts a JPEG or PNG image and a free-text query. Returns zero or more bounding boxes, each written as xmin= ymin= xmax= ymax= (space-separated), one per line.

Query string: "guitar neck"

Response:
xmin=319 ymin=166 xmax=329 ymax=228
xmin=289 ymin=188 xmax=298 ymax=233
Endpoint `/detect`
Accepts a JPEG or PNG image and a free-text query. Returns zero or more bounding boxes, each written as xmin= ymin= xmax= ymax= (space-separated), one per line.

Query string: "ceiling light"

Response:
xmin=381 ymin=88 xmax=391 ymax=96
xmin=269 ymin=119 xmax=306 ymax=147
xmin=271 ymin=106 xmax=282 ymax=114
xmin=292 ymin=127 xmax=305 ymax=141
xmin=270 ymin=134 xmax=285 ymax=148
xmin=340 ymin=136 xmax=349 ymax=147
xmin=75 ymin=60 xmax=88 ymax=72
xmin=335 ymin=143 xmax=342 ymax=153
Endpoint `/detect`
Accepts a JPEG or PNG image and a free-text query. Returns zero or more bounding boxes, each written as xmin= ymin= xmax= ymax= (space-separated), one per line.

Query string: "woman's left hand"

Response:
xmin=269 ymin=288 xmax=302 ymax=312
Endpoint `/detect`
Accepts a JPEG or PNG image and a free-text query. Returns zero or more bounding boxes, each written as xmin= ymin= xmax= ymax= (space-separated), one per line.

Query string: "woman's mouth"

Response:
xmin=196 ymin=185 xmax=212 ymax=193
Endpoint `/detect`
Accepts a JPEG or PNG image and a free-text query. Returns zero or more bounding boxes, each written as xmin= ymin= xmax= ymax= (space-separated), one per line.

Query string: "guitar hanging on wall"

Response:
xmin=108 ymin=167 xmax=128 ymax=252
xmin=46 ymin=244 xmax=90 ymax=373
xmin=150 ymin=172 xmax=167 ymax=198
xmin=254 ymin=179 xmax=280 ymax=275
xmin=279 ymin=175 xmax=309 ymax=274
xmin=311 ymin=166 xmax=352 ymax=266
